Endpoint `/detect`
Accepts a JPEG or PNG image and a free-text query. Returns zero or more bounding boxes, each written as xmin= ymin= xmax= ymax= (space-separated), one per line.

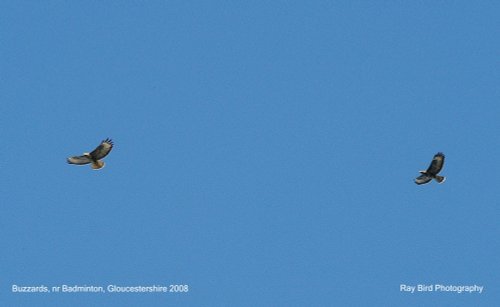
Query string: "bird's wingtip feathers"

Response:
xmin=103 ymin=138 xmax=113 ymax=146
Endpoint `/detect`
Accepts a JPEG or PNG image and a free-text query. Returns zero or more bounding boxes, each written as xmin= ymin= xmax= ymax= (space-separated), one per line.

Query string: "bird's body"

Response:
xmin=82 ymin=152 xmax=105 ymax=169
xmin=67 ymin=138 xmax=114 ymax=170
xmin=414 ymin=152 xmax=446 ymax=185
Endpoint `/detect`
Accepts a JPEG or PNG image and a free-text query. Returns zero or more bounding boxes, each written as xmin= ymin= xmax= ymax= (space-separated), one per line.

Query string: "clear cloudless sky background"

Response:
xmin=1 ymin=1 xmax=499 ymax=306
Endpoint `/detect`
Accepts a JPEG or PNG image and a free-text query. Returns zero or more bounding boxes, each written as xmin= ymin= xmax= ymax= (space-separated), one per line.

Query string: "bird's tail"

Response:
xmin=435 ymin=175 xmax=446 ymax=183
xmin=91 ymin=160 xmax=105 ymax=170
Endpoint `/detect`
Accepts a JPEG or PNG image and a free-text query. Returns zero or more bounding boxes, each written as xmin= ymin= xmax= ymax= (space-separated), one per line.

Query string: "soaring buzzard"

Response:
xmin=67 ymin=138 xmax=114 ymax=170
xmin=414 ymin=152 xmax=446 ymax=185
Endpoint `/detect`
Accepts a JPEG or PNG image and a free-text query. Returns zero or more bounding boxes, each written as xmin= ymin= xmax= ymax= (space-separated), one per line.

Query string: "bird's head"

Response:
xmin=83 ymin=153 xmax=91 ymax=158
xmin=419 ymin=170 xmax=427 ymax=174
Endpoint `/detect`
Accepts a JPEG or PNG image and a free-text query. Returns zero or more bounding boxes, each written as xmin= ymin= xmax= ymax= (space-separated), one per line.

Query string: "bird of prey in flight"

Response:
xmin=67 ymin=138 xmax=114 ymax=170
xmin=414 ymin=152 xmax=446 ymax=185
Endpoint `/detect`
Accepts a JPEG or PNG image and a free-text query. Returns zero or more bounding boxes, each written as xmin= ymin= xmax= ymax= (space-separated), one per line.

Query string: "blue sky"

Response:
xmin=1 ymin=1 xmax=499 ymax=306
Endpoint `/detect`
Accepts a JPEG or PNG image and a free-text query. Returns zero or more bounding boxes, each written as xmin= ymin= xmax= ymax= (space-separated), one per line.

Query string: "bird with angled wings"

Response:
xmin=414 ymin=152 xmax=446 ymax=185
xmin=67 ymin=138 xmax=114 ymax=170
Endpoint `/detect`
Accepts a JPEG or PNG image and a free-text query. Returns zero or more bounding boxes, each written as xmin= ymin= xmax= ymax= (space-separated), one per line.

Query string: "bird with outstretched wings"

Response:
xmin=414 ymin=152 xmax=446 ymax=185
xmin=67 ymin=138 xmax=114 ymax=170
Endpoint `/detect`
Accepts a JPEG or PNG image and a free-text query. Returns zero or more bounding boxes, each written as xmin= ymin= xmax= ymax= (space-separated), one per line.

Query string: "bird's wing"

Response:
xmin=90 ymin=138 xmax=114 ymax=160
xmin=67 ymin=155 xmax=92 ymax=165
xmin=415 ymin=174 xmax=432 ymax=185
xmin=426 ymin=152 xmax=445 ymax=175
